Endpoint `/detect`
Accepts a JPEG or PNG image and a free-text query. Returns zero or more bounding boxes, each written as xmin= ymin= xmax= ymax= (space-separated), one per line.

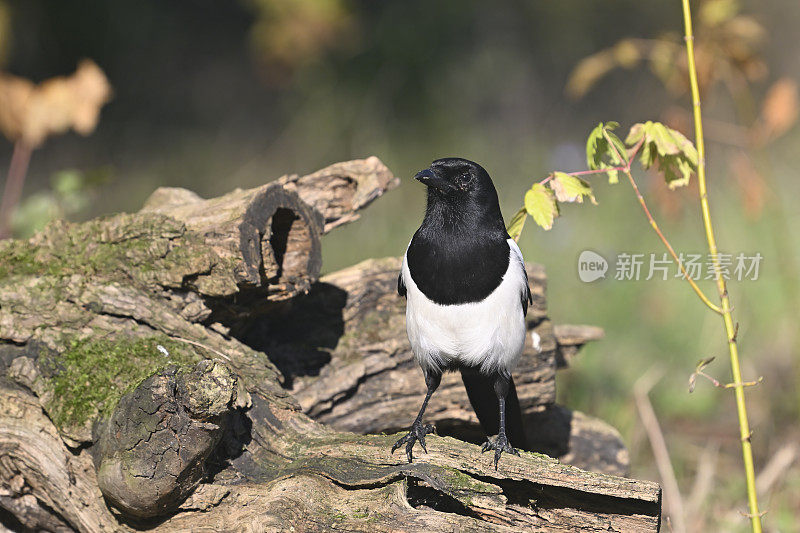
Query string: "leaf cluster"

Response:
xmin=626 ymin=121 xmax=698 ymax=189
xmin=509 ymin=121 xmax=698 ymax=238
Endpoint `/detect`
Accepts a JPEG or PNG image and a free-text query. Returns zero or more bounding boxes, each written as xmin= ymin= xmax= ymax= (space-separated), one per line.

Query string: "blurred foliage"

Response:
xmin=750 ymin=77 xmax=798 ymax=145
xmin=12 ymin=166 xmax=112 ymax=237
xmin=243 ymin=0 xmax=355 ymax=83
xmin=567 ymin=0 xmax=766 ymax=99
xmin=0 ymin=0 xmax=9 ymax=67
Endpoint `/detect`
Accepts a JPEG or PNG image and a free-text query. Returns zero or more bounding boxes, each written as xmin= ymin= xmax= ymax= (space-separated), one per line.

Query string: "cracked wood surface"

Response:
xmin=0 ymin=377 xmax=661 ymax=532
xmin=92 ymin=360 xmax=241 ymax=518
xmin=0 ymin=158 xmax=660 ymax=531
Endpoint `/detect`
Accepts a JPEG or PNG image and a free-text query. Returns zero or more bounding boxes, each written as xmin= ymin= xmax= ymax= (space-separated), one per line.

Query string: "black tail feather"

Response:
xmin=460 ymin=369 xmax=527 ymax=450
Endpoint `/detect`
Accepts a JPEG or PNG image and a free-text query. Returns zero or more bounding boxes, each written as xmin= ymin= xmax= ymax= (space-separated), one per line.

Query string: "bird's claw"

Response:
xmin=480 ymin=433 xmax=519 ymax=470
xmin=391 ymin=422 xmax=435 ymax=463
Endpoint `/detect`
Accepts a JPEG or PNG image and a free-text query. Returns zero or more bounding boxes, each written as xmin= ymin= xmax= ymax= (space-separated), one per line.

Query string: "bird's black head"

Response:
xmin=414 ymin=157 xmax=506 ymax=234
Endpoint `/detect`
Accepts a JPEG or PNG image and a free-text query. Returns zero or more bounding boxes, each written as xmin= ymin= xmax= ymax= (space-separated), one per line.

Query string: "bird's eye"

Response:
xmin=456 ymin=171 xmax=472 ymax=190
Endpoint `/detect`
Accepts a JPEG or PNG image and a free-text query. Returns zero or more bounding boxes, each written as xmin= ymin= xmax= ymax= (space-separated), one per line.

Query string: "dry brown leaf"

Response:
xmin=753 ymin=77 xmax=798 ymax=144
xmin=565 ymin=49 xmax=616 ymax=99
xmin=0 ymin=59 xmax=112 ymax=147
xmin=730 ymin=151 xmax=766 ymax=219
xmin=0 ymin=74 xmax=34 ymax=142
xmin=248 ymin=0 xmax=354 ymax=82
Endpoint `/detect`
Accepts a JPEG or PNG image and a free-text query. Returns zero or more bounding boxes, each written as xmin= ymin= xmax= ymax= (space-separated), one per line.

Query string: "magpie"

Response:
xmin=393 ymin=157 xmax=531 ymax=469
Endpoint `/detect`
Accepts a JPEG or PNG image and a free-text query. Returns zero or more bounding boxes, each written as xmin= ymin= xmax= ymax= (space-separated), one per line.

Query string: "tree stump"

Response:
xmin=0 ymin=158 xmax=661 ymax=531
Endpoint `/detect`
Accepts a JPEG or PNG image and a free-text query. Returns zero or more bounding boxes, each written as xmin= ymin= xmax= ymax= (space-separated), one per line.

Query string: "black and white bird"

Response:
xmin=393 ymin=157 xmax=531 ymax=469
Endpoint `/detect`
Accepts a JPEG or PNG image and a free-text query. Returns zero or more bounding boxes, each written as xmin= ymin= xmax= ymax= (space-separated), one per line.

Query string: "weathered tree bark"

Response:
xmin=1 ymin=375 xmax=661 ymax=532
xmin=140 ymin=182 xmax=324 ymax=304
xmin=92 ymin=360 xmax=241 ymax=519
xmin=0 ymin=158 xmax=661 ymax=532
xmin=275 ymin=156 xmax=399 ymax=233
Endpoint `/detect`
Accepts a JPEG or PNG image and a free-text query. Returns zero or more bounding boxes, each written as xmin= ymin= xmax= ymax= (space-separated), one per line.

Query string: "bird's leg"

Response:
xmin=391 ymin=370 xmax=441 ymax=463
xmin=480 ymin=370 xmax=520 ymax=469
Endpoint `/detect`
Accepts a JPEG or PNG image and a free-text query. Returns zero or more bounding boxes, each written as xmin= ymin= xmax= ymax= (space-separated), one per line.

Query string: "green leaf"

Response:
xmin=506 ymin=207 xmax=528 ymax=241
xmin=626 ymin=122 xmax=647 ymax=146
xmin=11 ymin=192 xmax=60 ymax=238
xmin=586 ymin=121 xmax=615 ymax=168
xmin=660 ymin=154 xmax=695 ymax=189
xmin=670 ymin=127 xmax=698 ymax=165
xmin=586 ymin=121 xmax=624 ymax=183
xmin=586 ymin=123 xmax=606 ymax=169
xmin=550 ymin=172 xmax=597 ymax=204
xmin=524 ymin=183 xmax=557 ymax=230
xmin=626 ymin=121 xmax=698 ymax=188
xmin=637 ymin=137 xmax=656 ymax=169
xmin=605 ymin=129 xmax=628 ymax=165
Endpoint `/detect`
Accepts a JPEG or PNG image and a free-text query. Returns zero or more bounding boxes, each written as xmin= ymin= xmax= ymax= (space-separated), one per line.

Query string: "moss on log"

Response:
xmin=43 ymin=336 xmax=200 ymax=429
xmin=0 ymin=158 xmax=661 ymax=532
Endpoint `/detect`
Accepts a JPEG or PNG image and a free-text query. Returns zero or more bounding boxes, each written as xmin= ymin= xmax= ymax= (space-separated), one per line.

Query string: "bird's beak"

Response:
xmin=414 ymin=168 xmax=456 ymax=193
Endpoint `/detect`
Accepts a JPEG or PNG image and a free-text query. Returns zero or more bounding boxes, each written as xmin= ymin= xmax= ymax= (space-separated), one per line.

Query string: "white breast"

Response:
xmin=402 ymin=239 xmax=528 ymax=374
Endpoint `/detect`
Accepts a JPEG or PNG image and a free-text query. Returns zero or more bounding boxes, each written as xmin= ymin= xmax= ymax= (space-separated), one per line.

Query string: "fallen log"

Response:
xmin=0 ymin=158 xmax=660 ymax=531
xmin=1 ymin=371 xmax=661 ymax=531
xmin=139 ymin=156 xmax=398 ymax=306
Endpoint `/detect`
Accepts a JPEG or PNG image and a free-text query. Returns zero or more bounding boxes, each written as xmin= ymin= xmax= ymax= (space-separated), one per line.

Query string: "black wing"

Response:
xmin=397 ymin=272 xmax=407 ymax=298
xmin=521 ymin=267 xmax=532 ymax=317
xmin=507 ymin=239 xmax=532 ymax=317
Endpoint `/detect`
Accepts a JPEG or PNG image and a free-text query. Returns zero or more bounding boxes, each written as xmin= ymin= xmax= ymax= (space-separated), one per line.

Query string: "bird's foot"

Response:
xmin=391 ymin=421 xmax=435 ymax=463
xmin=481 ymin=433 xmax=520 ymax=470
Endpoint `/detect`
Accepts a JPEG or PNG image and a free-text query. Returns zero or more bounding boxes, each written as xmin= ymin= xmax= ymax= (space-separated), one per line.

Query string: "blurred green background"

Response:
xmin=1 ymin=0 xmax=798 ymax=529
